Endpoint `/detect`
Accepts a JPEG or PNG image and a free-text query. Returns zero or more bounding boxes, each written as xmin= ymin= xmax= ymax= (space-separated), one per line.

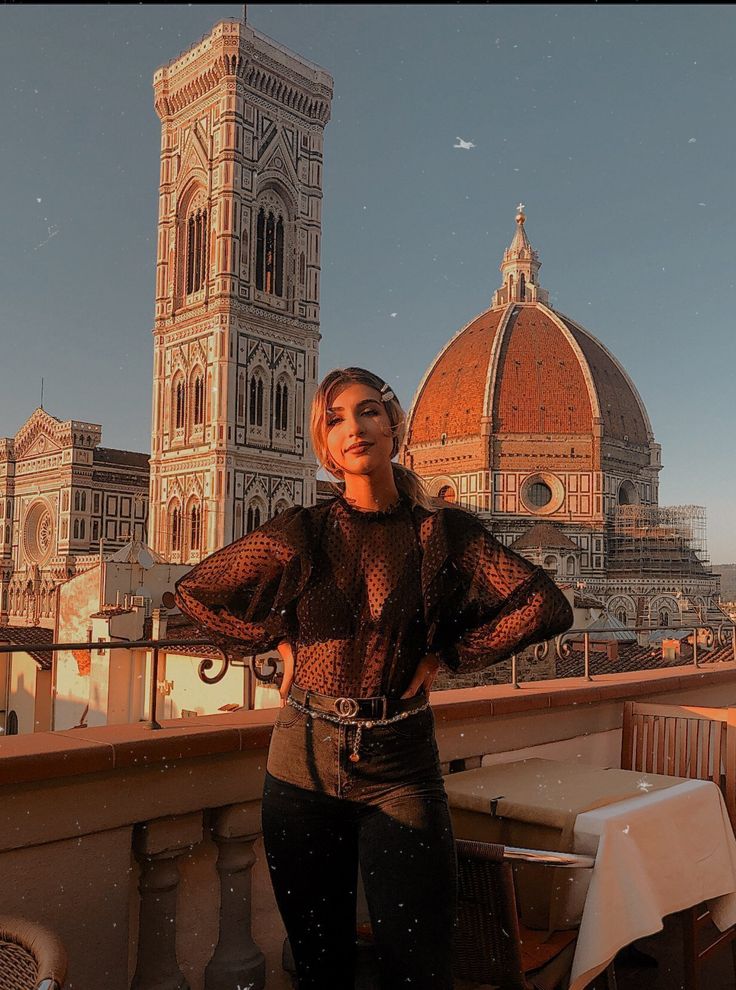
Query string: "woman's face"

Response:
xmin=325 ymin=383 xmax=394 ymax=477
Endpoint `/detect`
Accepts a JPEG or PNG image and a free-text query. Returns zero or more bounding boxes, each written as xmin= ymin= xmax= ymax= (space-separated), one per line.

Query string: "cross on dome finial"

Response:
xmin=517 ymin=202 xmax=525 ymax=214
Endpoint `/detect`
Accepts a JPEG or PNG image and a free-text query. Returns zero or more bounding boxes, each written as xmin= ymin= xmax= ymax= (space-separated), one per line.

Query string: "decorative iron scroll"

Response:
xmin=198 ymin=648 xmax=230 ymax=685
xmin=718 ymin=623 xmax=735 ymax=649
xmin=555 ymin=631 xmax=576 ymax=663
xmin=251 ymin=656 xmax=279 ymax=684
xmin=533 ymin=639 xmax=550 ymax=663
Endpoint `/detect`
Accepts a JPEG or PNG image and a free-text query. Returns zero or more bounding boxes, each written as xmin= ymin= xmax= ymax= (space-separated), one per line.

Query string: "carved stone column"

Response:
xmin=132 ymin=812 xmax=203 ymax=990
xmin=205 ymin=801 xmax=265 ymax=990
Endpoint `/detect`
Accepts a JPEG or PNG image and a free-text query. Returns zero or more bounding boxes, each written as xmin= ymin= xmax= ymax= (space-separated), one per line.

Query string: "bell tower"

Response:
xmin=149 ymin=17 xmax=332 ymax=562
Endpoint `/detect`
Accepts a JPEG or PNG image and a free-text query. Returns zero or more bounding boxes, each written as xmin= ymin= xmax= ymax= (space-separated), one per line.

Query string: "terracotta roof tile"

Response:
xmin=559 ymin=314 xmax=649 ymax=446
xmin=496 ymin=307 xmax=593 ymax=434
xmin=554 ymin=642 xmax=694 ymax=678
xmin=511 ymin=523 xmax=580 ymax=551
xmin=407 ymin=302 xmax=649 ymax=449
xmin=93 ymin=446 xmax=150 ymax=469
xmin=409 ymin=308 xmax=505 ymax=443
xmin=0 ymin=626 xmax=54 ymax=669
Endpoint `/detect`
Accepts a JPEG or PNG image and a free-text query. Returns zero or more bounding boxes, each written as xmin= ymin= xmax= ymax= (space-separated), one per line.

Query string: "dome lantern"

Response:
xmin=492 ymin=205 xmax=550 ymax=308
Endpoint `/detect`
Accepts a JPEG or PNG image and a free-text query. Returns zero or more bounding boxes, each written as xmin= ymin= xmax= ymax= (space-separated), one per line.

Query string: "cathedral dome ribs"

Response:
xmin=404 ymin=207 xmax=657 ymax=538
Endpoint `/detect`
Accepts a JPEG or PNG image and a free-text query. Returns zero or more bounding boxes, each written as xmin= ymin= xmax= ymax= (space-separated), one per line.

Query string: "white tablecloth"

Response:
xmin=568 ymin=778 xmax=736 ymax=989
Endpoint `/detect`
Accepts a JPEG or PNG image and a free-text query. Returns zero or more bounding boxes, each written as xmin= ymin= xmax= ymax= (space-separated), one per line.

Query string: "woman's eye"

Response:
xmin=327 ymin=410 xmax=377 ymax=428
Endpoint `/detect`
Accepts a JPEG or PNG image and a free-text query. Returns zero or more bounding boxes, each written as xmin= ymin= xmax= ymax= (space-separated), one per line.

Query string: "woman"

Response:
xmin=174 ymin=367 xmax=573 ymax=989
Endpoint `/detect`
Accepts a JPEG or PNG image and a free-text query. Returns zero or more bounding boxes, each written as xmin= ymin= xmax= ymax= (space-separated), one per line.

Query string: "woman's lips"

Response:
xmin=347 ymin=443 xmax=373 ymax=454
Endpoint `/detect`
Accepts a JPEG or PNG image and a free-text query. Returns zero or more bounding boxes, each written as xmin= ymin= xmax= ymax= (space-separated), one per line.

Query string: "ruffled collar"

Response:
xmin=333 ymin=490 xmax=408 ymax=520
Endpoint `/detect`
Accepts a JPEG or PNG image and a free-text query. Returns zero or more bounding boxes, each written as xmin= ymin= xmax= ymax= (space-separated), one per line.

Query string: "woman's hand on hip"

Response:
xmin=400 ymin=653 xmax=440 ymax=699
xmin=276 ymin=639 xmax=295 ymax=708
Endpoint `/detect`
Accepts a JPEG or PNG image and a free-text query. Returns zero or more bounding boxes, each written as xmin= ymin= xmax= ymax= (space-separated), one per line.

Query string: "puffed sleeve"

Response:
xmin=173 ymin=504 xmax=312 ymax=655
xmin=421 ymin=506 xmax=573 ymax=673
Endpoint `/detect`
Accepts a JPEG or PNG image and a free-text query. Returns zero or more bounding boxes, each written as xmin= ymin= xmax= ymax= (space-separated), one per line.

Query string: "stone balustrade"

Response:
xmin=2 ymin=662 xmax=736 ymax=988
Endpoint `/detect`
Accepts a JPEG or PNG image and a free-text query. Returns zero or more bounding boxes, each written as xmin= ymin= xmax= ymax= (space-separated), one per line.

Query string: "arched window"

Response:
xmin=74 ymin=492 xmax=80 ymax=511
xmin=237 ymin=372 xmax=245 ymax=422
xmin=80 ymin=519 xmax=85 ymax=540
xmin=249 ymin=374 xmax=264 ymax=427
xmin=175 ymin=379 xmax=186 ymax=430
xmin=617 ymin=609 xmax=627 ymax=625
xmin=6 ymin=711 xmax=18 ymax=736
xmin=618 ymin=481 xmax=637 ymax=505
xmin=193 ymin=374 xmax=204 ymax=426
xmin=519 ymin=273 xmax=526 ymax=300
xmin=275 ymin=215 xmax=284 ymax=296
xmin=73 ymin=519 xmax=79 ymax=539
xmin=543 ymin=554 xmax=558 ymax=575
xmin=246 ymin=503 xmax=262 ymax=533
xmin=92 ymin=520 xmax=99 ymax=542
xmin=275 ymin=380 xmax=289 ymax=431
xmin=659 ymin=610 xmax=669 ymax=628
xmin=171 ymin=506 xmax=181 ymax=553
xmin=255 ymin=207 xmax=285 ymax=297
xmin=566 ymin=555 xmax=575 ymax=575
xmin=81 ymin=491 xmax=86 ymax=511
xmin=190 ymin=504 xmax=201 ymax=551
xmin=186 ymin=205 xmax=208 ymax=295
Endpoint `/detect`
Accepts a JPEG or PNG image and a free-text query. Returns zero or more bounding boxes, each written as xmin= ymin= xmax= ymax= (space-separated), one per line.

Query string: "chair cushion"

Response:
xmin=518 ymin=923 xmax=577 ymax=974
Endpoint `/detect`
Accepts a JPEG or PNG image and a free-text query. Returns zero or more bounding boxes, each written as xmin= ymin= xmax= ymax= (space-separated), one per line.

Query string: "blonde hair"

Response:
xmin=311 ymin=367 xmax=438 ymax=511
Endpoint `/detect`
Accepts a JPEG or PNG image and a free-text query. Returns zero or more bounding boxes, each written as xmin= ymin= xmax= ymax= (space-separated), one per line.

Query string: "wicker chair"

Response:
xmin=621 ymin=701 xmax=736 ymax=990
xmin=452 ymin=840 xmax=616 ymax=990
xmin=0 ymin=916 xmax=67 ymax=990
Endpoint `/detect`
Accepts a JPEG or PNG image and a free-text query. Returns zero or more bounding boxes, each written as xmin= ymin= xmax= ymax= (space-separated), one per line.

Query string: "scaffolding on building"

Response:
xmin=608 ymin=504 xmax=710 ymax=576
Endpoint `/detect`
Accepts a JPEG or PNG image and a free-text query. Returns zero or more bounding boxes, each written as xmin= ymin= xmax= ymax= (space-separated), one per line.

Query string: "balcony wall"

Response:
xmin=1 ymin=661 xmax=736 ymax=990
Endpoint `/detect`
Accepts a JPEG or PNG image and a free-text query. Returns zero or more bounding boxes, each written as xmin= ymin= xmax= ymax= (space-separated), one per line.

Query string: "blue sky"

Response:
xmin=1 ymin=5 xmax=734 ymax=560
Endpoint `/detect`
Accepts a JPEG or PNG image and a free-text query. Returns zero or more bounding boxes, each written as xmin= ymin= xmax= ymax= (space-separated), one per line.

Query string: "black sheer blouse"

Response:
xmin=173 ymin=491 xmax=573 ymax=699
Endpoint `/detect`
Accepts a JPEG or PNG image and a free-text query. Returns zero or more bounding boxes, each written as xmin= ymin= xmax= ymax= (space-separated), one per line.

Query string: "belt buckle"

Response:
xmin=335 ymin=697 xmax=359 ymax=718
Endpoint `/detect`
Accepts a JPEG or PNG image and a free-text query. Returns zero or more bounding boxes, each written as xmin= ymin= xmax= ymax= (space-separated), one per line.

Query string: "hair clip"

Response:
xmin=380 ymin=383 xmax=395 ymax=403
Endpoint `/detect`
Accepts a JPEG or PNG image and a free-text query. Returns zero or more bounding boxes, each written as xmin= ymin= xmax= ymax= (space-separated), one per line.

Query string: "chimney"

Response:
xmin=151 ymin=607 xmax=167 ymax=642
xmin=662 ymin=638 xmax=680 ymax=662
xmin=606 ymin=641 xmax=619 ymax=663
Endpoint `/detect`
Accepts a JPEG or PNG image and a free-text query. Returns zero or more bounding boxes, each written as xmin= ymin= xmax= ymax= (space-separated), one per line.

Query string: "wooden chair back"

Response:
xmin=452 ymin=841 xmax=598 ymax=989
xmin=620 ymin=701 xmax=736 ymax=834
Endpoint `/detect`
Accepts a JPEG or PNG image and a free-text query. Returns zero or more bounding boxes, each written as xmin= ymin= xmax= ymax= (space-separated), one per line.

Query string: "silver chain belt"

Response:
xmin=286 ymin=694 xmax=430 ymax=763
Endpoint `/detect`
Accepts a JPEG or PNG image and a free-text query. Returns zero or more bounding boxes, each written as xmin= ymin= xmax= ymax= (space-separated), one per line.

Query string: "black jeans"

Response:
xmin=262 ymin=692 xmax=458 ymax=989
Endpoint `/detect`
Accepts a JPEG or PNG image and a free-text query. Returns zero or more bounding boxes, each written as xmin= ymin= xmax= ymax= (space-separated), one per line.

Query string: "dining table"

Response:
xmin=444 ymin=757 xmax=736 ymax=989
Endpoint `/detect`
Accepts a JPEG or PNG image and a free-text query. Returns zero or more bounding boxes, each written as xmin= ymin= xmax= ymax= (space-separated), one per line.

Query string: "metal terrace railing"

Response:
xmin=512 ymin=622 xmax=736 ymax=688
xmin=1 ymin=622 xmax=735 ymax=733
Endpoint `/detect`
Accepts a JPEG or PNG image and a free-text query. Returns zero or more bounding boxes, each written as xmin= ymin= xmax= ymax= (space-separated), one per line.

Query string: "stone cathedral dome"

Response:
xmin=404 ymin=207 xmax=657 ymax=493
